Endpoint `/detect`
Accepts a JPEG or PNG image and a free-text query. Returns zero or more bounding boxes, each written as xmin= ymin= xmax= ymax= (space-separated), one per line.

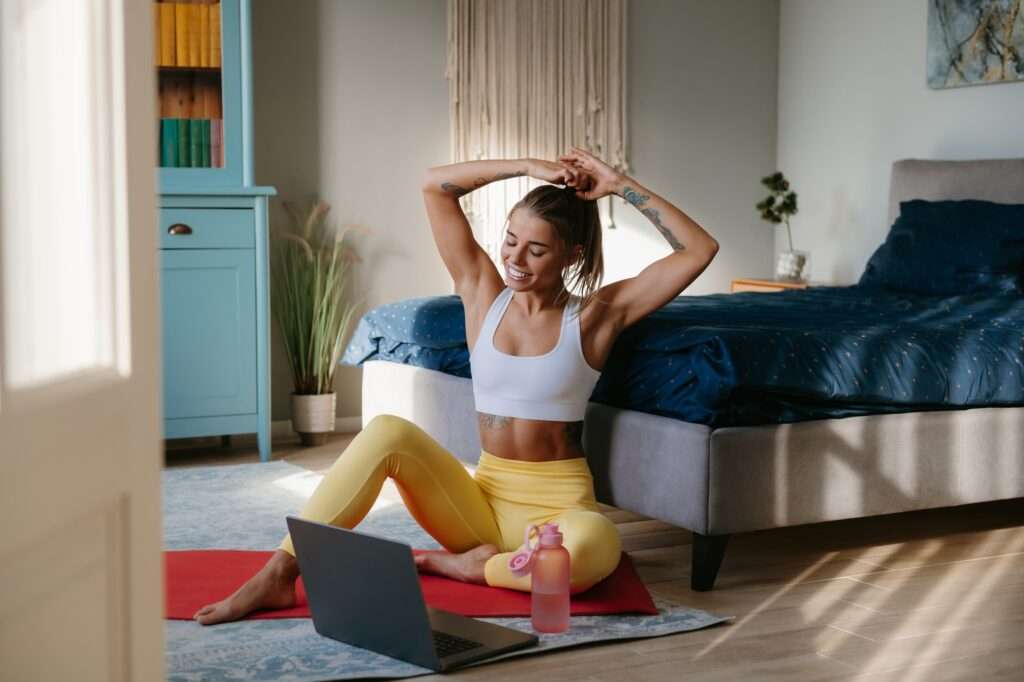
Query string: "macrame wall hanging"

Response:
xmin=446 ymin=0 xmax=629 ymax=270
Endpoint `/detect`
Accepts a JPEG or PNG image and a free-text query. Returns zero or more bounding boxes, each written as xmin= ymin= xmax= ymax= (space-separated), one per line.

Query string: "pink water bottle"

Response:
xmin=508 ymin=523 xmax=571 ymax=633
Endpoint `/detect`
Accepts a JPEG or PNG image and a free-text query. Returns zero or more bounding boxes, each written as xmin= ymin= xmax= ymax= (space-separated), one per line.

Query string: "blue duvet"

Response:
xmin=340 ymin=286 xmax=1024 ymax=427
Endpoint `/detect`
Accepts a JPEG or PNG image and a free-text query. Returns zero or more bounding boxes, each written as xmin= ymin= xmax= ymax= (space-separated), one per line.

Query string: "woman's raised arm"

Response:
xmin=423 ymin=159 xmax=527 ymax=197
xmin=421 ymin=159 xmax=582 ymax=293
xmin=560 ymin=147 xmax=719 ymax=329
xmin=421 ymin=160 xmax=525 ymax=294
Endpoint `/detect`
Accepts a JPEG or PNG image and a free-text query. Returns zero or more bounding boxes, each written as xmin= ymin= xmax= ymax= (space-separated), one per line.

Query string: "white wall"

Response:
xmin=253 ymin=0 xmax=451 ymax=421
xmin=622 ymin=0 xmax=779 ymax=294
xmin=778 ymin=0 xmax=1024 ymax=285
xmin=253 ymin=0 xmax=780 ymax=420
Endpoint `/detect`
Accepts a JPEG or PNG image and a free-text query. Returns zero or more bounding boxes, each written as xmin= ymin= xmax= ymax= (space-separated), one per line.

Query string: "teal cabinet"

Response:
xmin=160 ymin=247 xmax=257 ymax=419
xmin=156 ymin=0 xmax=275 ymax=461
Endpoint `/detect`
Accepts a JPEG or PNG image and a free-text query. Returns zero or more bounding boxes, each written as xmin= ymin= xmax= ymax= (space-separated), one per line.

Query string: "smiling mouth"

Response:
xmin=507 ymin=265 xmax=531 ymax=280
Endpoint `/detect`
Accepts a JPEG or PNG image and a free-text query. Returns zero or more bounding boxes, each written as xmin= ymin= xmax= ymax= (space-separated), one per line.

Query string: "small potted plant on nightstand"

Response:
xmin=756 ymin=171 xmax=808 ymax=281
xmin=271 ymin=200 xmax=368 ymax=445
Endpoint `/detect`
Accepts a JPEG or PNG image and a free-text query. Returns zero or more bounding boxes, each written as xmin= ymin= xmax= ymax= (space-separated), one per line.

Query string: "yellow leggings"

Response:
xmin=279 ymin=413 xmax=621 ymax=593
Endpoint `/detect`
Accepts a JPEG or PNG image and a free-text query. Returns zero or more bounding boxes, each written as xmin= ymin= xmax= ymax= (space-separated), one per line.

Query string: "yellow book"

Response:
xmin=199 ymin=3 xmax=210 ymax=67
xmin=174 ymin=3 xmax=189 ymax=66
xmin=210 ymin=2 xmax=221 ymax=68
xmin=153 ymin=3 xmax=160 ymax=64
xmin=188 ymin=4 xmax=201 ymax=67
xmin=159 ymin=3 xmax=176 ymax=66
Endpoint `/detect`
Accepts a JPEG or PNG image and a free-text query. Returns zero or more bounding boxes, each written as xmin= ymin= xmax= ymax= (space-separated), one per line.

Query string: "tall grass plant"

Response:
xmin=271 ymin=200 xmax=368 ymax=395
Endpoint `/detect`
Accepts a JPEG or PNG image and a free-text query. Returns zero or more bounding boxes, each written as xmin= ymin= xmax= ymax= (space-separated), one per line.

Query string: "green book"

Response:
xmin=189 ymin=119 xmax=203 ymax=168
xmin=176 ymin=118 xmax=190 ymax=168
xmin=160 ymin=119 xmax=178 ymax=167
xmin=200 ymin=119 xmax=211 ymax=167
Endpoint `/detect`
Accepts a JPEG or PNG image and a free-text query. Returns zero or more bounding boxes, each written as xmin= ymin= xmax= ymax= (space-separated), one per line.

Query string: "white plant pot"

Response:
xmin=775 ymin=249 xmax=809 ymax=282
xmin=291 ymin=392 xmax=336 ymax=446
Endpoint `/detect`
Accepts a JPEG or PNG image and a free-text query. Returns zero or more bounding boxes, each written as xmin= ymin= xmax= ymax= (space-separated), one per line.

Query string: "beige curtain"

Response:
xmin=446 ymin=0 xmax=629 ymax=267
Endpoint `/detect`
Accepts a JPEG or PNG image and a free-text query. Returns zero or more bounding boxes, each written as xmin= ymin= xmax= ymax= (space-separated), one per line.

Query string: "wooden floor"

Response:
xmin=166 ymin=431 xmax=1024 ymax=681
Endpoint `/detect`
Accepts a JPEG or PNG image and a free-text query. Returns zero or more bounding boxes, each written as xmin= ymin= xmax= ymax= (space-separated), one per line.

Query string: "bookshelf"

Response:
xmin=154 ymin=0 xmax=275 ymax=461
xmin=155 ymin=0 xmax=243 ymax=190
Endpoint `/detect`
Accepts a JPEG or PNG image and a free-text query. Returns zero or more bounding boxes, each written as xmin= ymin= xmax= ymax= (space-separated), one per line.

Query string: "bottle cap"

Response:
xmin=538 ymin=523 xmax=563 ymax=547
xmin=508 ymin=523 xmax=567 ymax=576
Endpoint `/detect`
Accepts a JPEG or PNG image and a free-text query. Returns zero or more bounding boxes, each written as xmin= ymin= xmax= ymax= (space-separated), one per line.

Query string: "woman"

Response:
xmin=194 ymin=147 xmax=718 ymax=625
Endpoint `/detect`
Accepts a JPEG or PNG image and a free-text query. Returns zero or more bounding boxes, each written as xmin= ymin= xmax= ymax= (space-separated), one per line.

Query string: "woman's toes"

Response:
xmin=412 ymin=545 xmax=498 ymax=584
xmin=194 ymin=603 xmax=226 ymax=625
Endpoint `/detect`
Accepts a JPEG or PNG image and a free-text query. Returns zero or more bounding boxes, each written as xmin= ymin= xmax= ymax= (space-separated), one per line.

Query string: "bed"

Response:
xmin=343 ymin=157 xmax=1024 ymax=590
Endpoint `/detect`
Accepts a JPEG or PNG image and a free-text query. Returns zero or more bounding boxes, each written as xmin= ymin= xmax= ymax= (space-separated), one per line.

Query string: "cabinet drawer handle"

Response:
xmin=167 ymin=223 xmax=193 ymax=236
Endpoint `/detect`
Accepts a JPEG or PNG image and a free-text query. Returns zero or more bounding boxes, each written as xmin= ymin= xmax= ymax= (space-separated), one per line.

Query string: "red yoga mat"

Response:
xmin=165 ymin=549 xmax=658 ymax=620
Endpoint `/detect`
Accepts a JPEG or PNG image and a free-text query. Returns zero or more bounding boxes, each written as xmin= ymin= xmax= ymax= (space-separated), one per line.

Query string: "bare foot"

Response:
xmin=414 ymin=544 xmax=499 ymax=584
xmin=193 ymin=550 xmax=300 ymax=626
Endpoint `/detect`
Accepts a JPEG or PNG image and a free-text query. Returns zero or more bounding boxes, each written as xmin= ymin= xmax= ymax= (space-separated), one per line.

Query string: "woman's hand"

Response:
xmin=525 ymin=158 xmax=593 ymax=192
xmin=558 ymin=147 xmax=624 ymax=201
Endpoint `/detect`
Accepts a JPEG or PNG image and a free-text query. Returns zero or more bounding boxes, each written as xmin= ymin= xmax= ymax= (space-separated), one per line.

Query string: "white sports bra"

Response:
xmin=470 ymin=287 xmax=602 ymax=422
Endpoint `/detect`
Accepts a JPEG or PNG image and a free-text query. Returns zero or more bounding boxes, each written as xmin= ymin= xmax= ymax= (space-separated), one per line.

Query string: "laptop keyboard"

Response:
xmin=432 ymin=630 xmax=484 ymax=658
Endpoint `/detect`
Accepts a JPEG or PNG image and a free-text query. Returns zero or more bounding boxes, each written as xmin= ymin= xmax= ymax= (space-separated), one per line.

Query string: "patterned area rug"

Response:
xmin=164 ymin=460 xmax=729 ymax=681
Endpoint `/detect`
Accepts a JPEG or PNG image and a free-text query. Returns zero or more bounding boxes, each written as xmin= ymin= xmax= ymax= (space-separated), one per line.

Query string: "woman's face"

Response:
xmin=501 ymin=209 xmax=573 ymax=294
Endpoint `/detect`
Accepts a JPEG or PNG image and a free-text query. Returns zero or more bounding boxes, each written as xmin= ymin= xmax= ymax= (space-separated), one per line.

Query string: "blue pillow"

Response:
xmin=858 ymin=199 xmax=1024 ymax=295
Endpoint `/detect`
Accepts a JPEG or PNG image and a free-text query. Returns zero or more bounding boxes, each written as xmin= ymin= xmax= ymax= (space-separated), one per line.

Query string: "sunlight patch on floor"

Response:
xmin=813 ymin=541 xmax=944 ymax=661
xmin=694 ymin=552 xmax=841 ymax=659
xmin=272 ymin=470 xmax=325 ymax=499
xmin=871 ymin=533 xmax=1024 ymax=680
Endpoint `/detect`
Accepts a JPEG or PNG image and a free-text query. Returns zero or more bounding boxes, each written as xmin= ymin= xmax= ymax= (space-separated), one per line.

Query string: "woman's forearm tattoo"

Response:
xmin=442 ymin=171 xmax=525 ymax=198
xmin=623 ymin=184 xmax=685 ymax=251
xmin=642 ymin=208 xmax=685 ymax=250
xmin=441 ymin=182 xmax=469 ymax=197
xmin=622 ymin=186 xmax=650 ymax=207
xmin=473 ymin=171 xmax=525 ymax=188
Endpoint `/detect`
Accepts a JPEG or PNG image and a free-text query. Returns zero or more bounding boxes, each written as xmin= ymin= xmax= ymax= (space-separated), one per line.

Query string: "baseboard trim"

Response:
xmin=271 ymin=416 xmax=362 ymax=438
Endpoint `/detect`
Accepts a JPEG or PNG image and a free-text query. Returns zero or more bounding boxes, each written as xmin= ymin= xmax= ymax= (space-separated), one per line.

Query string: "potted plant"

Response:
xmin=271 ymin=199 xmax=368 ymax=445
xmin=756 ymin=171 xmax=808 ymax=281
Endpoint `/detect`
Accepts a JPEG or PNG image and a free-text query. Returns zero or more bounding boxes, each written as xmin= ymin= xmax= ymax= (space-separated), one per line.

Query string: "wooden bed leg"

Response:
xmin=691 ymin=532 xmax=730 ymax=591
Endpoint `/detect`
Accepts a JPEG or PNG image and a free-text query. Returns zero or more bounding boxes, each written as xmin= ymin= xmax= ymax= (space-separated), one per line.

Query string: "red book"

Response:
xmin=210 ymin=118 xmax=222 ymax=168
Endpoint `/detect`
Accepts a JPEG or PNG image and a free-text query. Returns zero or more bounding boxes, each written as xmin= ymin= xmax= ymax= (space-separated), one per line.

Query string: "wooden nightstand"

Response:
xmin=730 ymin=277 xmax=826 ymax=293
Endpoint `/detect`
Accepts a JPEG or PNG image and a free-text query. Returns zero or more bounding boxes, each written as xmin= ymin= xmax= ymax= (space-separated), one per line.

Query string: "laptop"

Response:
xmin=285 ymin=516 xmax=538 ymax=672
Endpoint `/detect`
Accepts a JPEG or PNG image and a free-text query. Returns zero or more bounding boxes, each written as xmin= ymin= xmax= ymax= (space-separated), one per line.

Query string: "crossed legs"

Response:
xmin=194 ymin=413 xmax=620 ymax=625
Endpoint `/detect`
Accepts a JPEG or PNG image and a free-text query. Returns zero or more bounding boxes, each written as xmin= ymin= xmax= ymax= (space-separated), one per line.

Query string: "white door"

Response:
xmin=0 ymin=1 xmax=164 ymax=680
